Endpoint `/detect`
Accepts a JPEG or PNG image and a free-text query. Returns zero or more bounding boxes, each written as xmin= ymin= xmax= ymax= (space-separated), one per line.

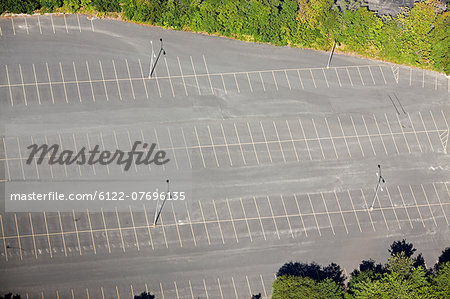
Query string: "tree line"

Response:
xmin=1 ymin=0 xmax=448 ymax=74
xmin=272 ymin=240 xmax=450 ymax=298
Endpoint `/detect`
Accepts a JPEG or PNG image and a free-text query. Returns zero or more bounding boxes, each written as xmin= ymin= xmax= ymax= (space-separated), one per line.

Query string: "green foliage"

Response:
xmin=1 ymin=0 xmax=448 ymax=74
xmin=432 ymin=262 xmax=450 ymax=298
xmin=272 ymin=275 xmax=344 ymax=299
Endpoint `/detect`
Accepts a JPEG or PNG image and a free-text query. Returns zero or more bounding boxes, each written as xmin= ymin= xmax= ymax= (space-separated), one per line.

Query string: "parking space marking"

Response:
xmin=14 ymin=214 xmax=23 ymax=260
xmin=173 ymin=281 xmax=180 ymax=299
xmin=226 ymin=198 xmax=239 ymax=243
xmin=207 ymin=125 xmax=220 ymax=167
xmin=153 ymin=128 xmax=165 ymax=171
xmin=63 ymin=14 xmax=68 ymax=33
xmin=220 ymin=124 xmax=233 ymax=165
xmin=346 ymin=67 xmax=353 ymax=86
xmin=260 ymin=121 xmax=273 ymax=163
xmin=297 ymin=70 xmax=304 ymax=89
xmin=240 ymin=198 xmax=253 ymax=242
xmin=199 ymin=200 xmax=211 ymax=245
xmin=245 ymin=275 xmax=253 ymax=298
xmin=293 ymin=194 xmax=308 ymax=237
xmin=32 ymin=64 xmax=42 ymax=104
xmin=58 ymin=62 xmax=69 ymax=103
xmin=18 ymin=64 xmax=28 ymax=105
xmin=247 ymin=72 xmax=254 ymax=92
xmin=307 ymin=194 xmax=321 ymax=236
xmin=325 ymin=118 xmax=338 ymax=159
xmin=177 ymin=56 xmax=188 ymax=96
xmin=273 ymin=121 xmax=286 ymax=162
xmin=407 ymin=113 xmax=422 ymax=152
xmin=368 ymin=66 xmax=375 ymax=85
xmin=44 ymin=212 xmax=53 ymax=258
xmin=112 ymin=59 xmax=123 ymax=101
xmin=171 ymin=202 xmax=183 ymax=248
xmin=167 ymin=128 xmax=179 ymax=169
xmin=164 ymin=57 xmax=175 ymax=97
xmin=72 ymin=133 xmax=82 ymax=176
xmin=115 ymin=207 xmax=126 ymax=252
xmin=30 ymin=137 xmax=41 ymax=178
xmin=281 ymin=195 xmax=294 ymax=238
xmin=397 ymin=186 xmax=413 ymax=228
xmin=247 ymin=122 xmax=260 ymax=164
xmin=421 ymin=184 xmax=437 ymax=226
xmin=284 ymin=70 xmax=292 ymax=90
xmin=346 ymin=190 xmax=362 ymax=232
xmin=321 ymin=192 xmax=335 ymax=235
xmin=334 ymin=191 xmax=348 ymax=234
xmin=312 ymin=119 xmax=326 ymax=159
xmin=271 ymin=71 xmax=279 ymax=90
xmin=138 ymin=58 xmax=149 ymax=99
xmin=181 ymin=127 xmax=193 ymax=169
xmin=5 ymin=65 xmax=14 ymax=106
xmin=286 ymin=120 xmax=299 ymax=162
xmin=433 ymin=183 xmax=448 ymax=225
xmin=422 ymin=70 xmax=425 ymax=88
xmin=337 ymin=116 xmax=351 ymax=157
xmin=384 ymin=113 xmax=400 ymax=154
xmin=430 ymin=111 xmax=446 ymax=152
xmin=28 ymin=213 xmax=38 ymax=259
xmin=322 ymin=69 xmax=329 ymax=88
xmin=11 ymin=18 xmax=16 ymax=35
xmin=234 ymin=123 xmax=247 ymax=165
xmin=16 ymin=137 xmax=26 ymax=180
xmin=188 ymin=280 xmax=195 ymax=299
xmin=203 ymin=279 xmax=210 ymax=299
xmin=350 ymin=115 xmax=365 ymax=157
xmin=203 ymin=55 xmax=214 ymax=94
xmin=374 ymin=191 xmax=390 ymax=230
xmin=217 ymin=278 xmax=224 ymax=299
xmin=129 ymin=206 xmax=140 ymax=250
xmin=50 ymin=15 xmax=55 ymax=34
xmin=373 ymin=114 xmax=388 ymax=155
xmin=259 ymin=72 xmax=266 ymax=91
xmin=72 ymin=61 xmax=82 ymax=103
xmin=143 ymin=205 xmax=154 ymax=250
xmin=309 ymin=69 xmax=317 ymax=88
xmin=190 ymin=56 xmax=201 ymax=95
xmin=84 ymin=61 xmax=96 ymax=102
xmin=266 ymin=196 xmax=280 ymax=239
xmin=158 ymin=211 xmax=169 ymax=248
xmin=298 ymin=119 xmax=312 ymax=160
xmin=2 ymin=138 xmax=11 ymax=181
xmin=385 ymin=187 xmax=401 ymax=229
xmin=357 ymin=66 xmax=364 ymax=85
xmin=233 ymin=73 xmax=241 ymax=93
xmin=253 ymin=197 xmax=266 ymax=240
xmin=232 ymin=277 xmax=239 ymax=299
xmin=58 ymin=211 xmax=68 ymax=256
xmin=0 ymin=215 xmax=7 ymax=261
xmin=213 ymin=200 xmax=225 ymax=244
xmin=153 ymin=67 xmax=162 ymax=98
xmin=407 ymin=185 xmax=425 ymax=227
xmin=90 ymin=18 xmax=94 ymax=32
xmin=362 ymin=115 xmax=376 ymax=156
xmin=115 ymin=286 xmax=120 ymax=299
xmin=419 ymin=111 xmax=434 ymax=151
xmin=220 ymin=73 xmax=228 ymax=94
xmin=194 ymin=126 xmax=206 ymax=168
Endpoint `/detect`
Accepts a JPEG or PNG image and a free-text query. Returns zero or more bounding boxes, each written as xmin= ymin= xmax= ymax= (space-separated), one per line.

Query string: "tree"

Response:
xmin=251 ymin=293 xmax=261 ymax=299
xmin=389 ymin=239 xmax=416 ymax=257
xmin=0 ymin=294 xmax=21 ymax=299
xmin=134 ymin=292 xmax=155 ymax=299
xmin=272 ymin=275 xmax=343 ymax=299
xmin=435 ymin=247 xmax=450 ymax=269
xmin=432 ymin=262 xmax=450 ymax=298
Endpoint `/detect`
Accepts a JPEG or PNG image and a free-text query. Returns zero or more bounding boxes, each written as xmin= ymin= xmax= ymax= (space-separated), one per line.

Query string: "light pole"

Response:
xmin=149 ymin=38 xmax=166 ymax=78
xmin=370 ymin=164 xmax=385 ymax=211
xmin=153 ymin=179 xmax=170 ymax=226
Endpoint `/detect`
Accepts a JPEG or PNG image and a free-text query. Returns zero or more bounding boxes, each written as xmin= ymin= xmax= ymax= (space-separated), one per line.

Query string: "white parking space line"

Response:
xmin=85 ymin=209 xmax=97 ymax=254
xmin=143 ymin=205 xmax=154 ymax=250
xmin=58 ymin=62 xmax=69 ymax=103
xmin=57 ymin=211 xmax=67 ymax=256
xmin=337 ymin=116 xmax=351 ymax=157
xmin=181 ymin=127 xmax=193 ymax=168
xmin=164 ymin=57 xmax=175 ymax=97
xmin=18 ymin=64 xmax=27 ymax=105
xmin=129 ymin=206 xmax=140 ymax=250
xmin=177 ymin=56 xmax=188 ymax=96
xmin=185 ymin=201 xmax=197 ymax=246
xmin=44 ymin=212 xmax=53 ymax=258
xmin=407 ymin=185 xmax=425 ymax=227
xmin=32 ymin=64 xmax=42 ymax=104
xmin=217 ymin=278 xmax=224 ymax=299
xmin=247 ymin=122 xmax=260 ymax=164
xmin=220 ymin=123 xmax=233 ymax=165
xmin=14 ymin=214 xmax=22 ymax=260
xmin=384 ymin=113 xmax=399 ymax=154
xmin=240 ymin=198 xmax=253 ymax=242
xmin=171 ymin=202 xmax=183 ymax=248
xmin=2 ymin=138 xmax=11 ymax=181
xmin=124 ymin=59 xmax=136 ymax=99
xmin=259 ymin=72 xmax=266 ymax=91
xmin=246 ymin=276 xmax=252 ymax=298
xmin=373 ymin=114 xmax=388 ymax=155
xmin=45 ymin=63 xmax=56 ymax=104
xmin=30 ymin=137 xmax=41 ymax=178
xmin=234 ymin=123 xmax=247 ymax=165
xmin=309 ymin=69 xmax=317 ymax=88
xmin=63 ymin=15 xmax=68 ymax=33
xmin=90 ymin=18 xmax=94 ymax=32
xmin=99 ymin=132 xmax=110 ymax=174
xmin=346 ymin=67 xmax=353 ymax=86
xmin=294 ymin=194 xmax=307 ymax=237
xmin=260 ymin=121 xmax=273 ymax=163
xmin=266 ymin=196 xmax=280 ymax=239
xmin=190 ymin=56 xmax=201 ymax=95
xmin=346 ymin=190 xmax=362 ymax=232
xmin=207 ymin=125 xmax=220 ymax=167
xmin=429 ymin=111 xmax=445 ymax=151
xmin=0 ymin=24 xmax=2 ymax=36
xmin=397 ymin=186 xmax=413 ymax=228
xmin=174 ymin=281 xmax=180 ymax=299
xmin=297 ymin=70 xmax=304 ymax=89
xmin=16 ymin=137 xmax=26 ymax=180
xmin=5 ymin=65 xmax=14 ymax=106
xmin=321 ymin=192 xmax=335 ymax=235
xmin=286 ymin=120 xmax=299 ymax=162
xmin=194 ymin=126 xmax=206 ymax=168
xmin=28 ymin=213 xmax=38 ymax=259
xmin=333 ymin=191 xmax=348 ymax=234
xmin=350 ymin=116 xmax=365 ymax=157
xmin=23 ymin=17 xmax=29 ymax=34
xmin=362 ymin=115 xmax=376 ymax=156
xmin=298 ymin=118 xmax=312 ymax=160
xmin=138 ymin=58 xmax=149 ymax=99
xmin=374 ymin=191 xmax=390 ymax=230
xmin=234 ymin=73 xmax=241 ymax=93
xmin=271 ymin=71 xmax=279 ymax=90
xmin=357 ymin=66 xmax=364 ymax=85
xmin=115 ymin=207 xmax=126 ymax=252
xmin=37 ymin=15 xmax=43 ymax=34
xmin=153 ymin=128 xmax=165 ymax=171
xmin=50 ymin=15 xmax=55 ymax=34
xmin=284 ymin=70 xmax=292 ymax=90
xmin=419 ymin=112 xmax=434 ymax=151
xmin=325 ymin=118 xmax=338 ymax=159
xmin=167 ymin=128 xmax=179 ymax=170
xmin=189 ymin=280 xmax=195 ymax=299
xmin=203 ymin=55 xmax=214 ymax=94
xmin=213 ymin=200 xmax=225 ymax=244
xmin=112 ymin=60 xmax=123 ymax=101
xmin=273 ymin=121 xmax=286 ymax=163
xmin=281 ymin=195 xmax=294 ymax=238
xmin=247 ymin=72 xmax=254 ymax=92
xmin=433 ymin=183 xmax=449 ymax=225
xmin=422 ymin=70 xmax=425 ymax=88
xmin=72 ymin=134 xmax=82 ymax=176
xmin=421 ymin=184 xmax=437 ymax=226
xmin=385 ymin=187 xmax=401 ymax=229
xmin=253 ymin=197 xmax=266 ymax=240
xmin=226 ymin=198 xmax=239 ymax=243
xmin=368 ymin=66 xmax=375 ymax=84
xmin=199 ymin=201 xmax=211 ymax=245
xmin=312 ymin=119 xmax=326 ymax=159
xmin=322 ymin=69 xmax=329 ymax=88
xmin=360 ymin=189 xmax=376 ymax=231
xmin=407 ymin=113 xmax=422 ymax=152
xmin=220 ymin=73 xmax=227 ymax=94
xmin=86 ymin=61 xmax=96 ymax=102
xmin=307 ymin=194 xmax=321 ymax=236
xmin=11 ymin=18 xmax=16 ymax=35
xmin=334 ymin=68 xmax=342 ymax=87
xmin=72 ymin=62 xmax=82 ymax=103
xmin=0 ymin=215 xmax=7 ymax=261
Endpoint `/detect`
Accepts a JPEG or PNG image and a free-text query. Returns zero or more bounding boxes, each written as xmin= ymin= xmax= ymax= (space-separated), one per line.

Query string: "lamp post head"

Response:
xmin=378 ymin=164 xmax=380 ymax=168
xmin=166 ymin=179 xmax=169 ymax=183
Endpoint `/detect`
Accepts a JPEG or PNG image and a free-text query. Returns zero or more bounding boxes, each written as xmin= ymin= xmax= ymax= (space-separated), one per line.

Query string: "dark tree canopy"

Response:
xmin=276 ymin=261 xmax=345 ymax=286
xmin=134 ymin=292 xmax=155 ymax=299
xmin=0 ymin=294 xmax=21 ymax=299
xmin=251 ymin=293 xmax=261 ymax=299
xmin=436 ymin=247 xmax=450 ymax=269
xmin=389 ymin=239 xmax=416 ymax=258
